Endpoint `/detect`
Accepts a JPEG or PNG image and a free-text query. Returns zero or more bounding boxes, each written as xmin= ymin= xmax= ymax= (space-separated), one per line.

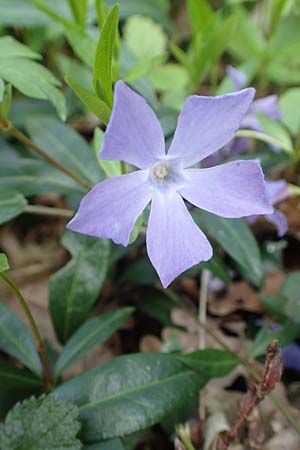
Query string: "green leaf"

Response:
xmin=195 ymin=211 xmax=263 ymax=286
xmin=0 ymin=78 xmax=4 ymax=101
xmin=281 ymin=271 xmax=300 ymax=302
xmin=93 ymin=4 xmax=119 ymax=106
xmin=0 ymin=36 xmax=66 ymax=120
xmin=149 ymin=64 xmax=189 ymax=93
xmin=178 ymin=350 xmax=239 ymax=378
xmin=93 ymin=127 xmax=121 ymax=175
xmin=65 ymin=27 xmax=97 ymax=68
xmin=84 ymin=438 xmax=124 ymax=450
xmin=0 ymin=302 xmax=42 ymax=376
xmin=250 ymin=321 xmax=299 ymax=358
xmin=186 ymin=0 xmax=214 ymax=35
xmin=54 ymin=307 xmax=134 ymax=377
xmin=129 ymin=214 xmax=143 ymax=245
xmin=0 ymin=190 xmax=27 ymax=225
xmin=0 ymin=395 xmax=81 ymax=450
xmin=124 ymin=15 xmax=167 ymax=62
xmin=0 ymin=254 xmax=9 ymax=272
xmin=201 ymin=249 xmax=231 ymax=286
xmin=279 ymin=88 xmax=300 ymax=134
xmin=0 ymin=83 xmax=12 ymax=119
xmin=54 ymin=353 xmax=207 ymax=441
xmin=256 ymin=112 xmax=293 ymax=153
xmin=49 ymin=230 xmax=110 ymax=343
xmin=0 ymin=362 xmax=42 ymax=390
xmin=66 ymin=76 xmax=111 ymax=125
xmin=68 ymin=0 xmax=87 ymax=27
xmin=25 ymin=116 xmax=102 ymax=185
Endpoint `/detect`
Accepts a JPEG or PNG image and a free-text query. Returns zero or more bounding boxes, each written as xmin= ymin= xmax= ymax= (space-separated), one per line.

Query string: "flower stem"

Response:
xmin=0 ymin=272 xmax=52 ymax=389
xmin=0 ymin=119 xmax=92 ymax=191
xmin=235 ymin=129 xmax=294 ymax=154
xmin=25 ymin=204 xmax=74 ymax=218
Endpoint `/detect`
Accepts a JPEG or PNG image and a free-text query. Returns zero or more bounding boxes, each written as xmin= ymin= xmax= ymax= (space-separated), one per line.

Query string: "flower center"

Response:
xmin=152 ymin=162 xmax=169 ymax=180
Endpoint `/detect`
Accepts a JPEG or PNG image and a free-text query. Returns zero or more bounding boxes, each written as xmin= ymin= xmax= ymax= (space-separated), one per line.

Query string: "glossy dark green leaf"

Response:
xmin=0 ymin=253 xmax=9 ymax=272
xmin=196 ymin=211 xmax=262 ymax=286
xmin=54 ymin=307 xmax=134 ymax=377
xmin=84 ymin=439 xmax=124 ymax=450
xmin=201 ymin=248 xmax=231 ymax=285
xmin=0 ymin=302 xmax=42 ymax=376
xmin=178 ymin=350 xmax=239 ymax=378
xmin=65 ymin=76 xmax=111 ymax=125
xmin=49 ymin=231 xmax=110 ymax=343
xmin=93 ymin=4 xmax=119 ymax=106
xmin=0 ymin=190 xmax=27 ymax=224
xmin=0 ymin=395 xmax=81 ymax=450
xmin=0 ymin=362 xmax=42 ymax=390
xmin=25 ymin=117 xmax=102 ymax=186
xmin=54 ymin=353 xmax=207 ymax=441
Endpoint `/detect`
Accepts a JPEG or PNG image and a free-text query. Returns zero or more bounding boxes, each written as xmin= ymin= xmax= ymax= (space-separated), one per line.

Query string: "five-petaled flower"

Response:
xmin=67 ymin=81 xmax=273 ymax=287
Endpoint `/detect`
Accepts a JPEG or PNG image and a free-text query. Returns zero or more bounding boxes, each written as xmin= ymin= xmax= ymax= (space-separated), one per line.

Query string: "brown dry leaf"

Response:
xmin=140 ymin=335 xmax=162 ymax=353
xmin=208 ymin=281 xmax=263 ymax=316
xmin=281 ymin=196 xmax=300 ymax=239
xmin=264 ymin=428 xmax=300 ymax=450
xmin=261 ymin=271 xmax=286 ymax=297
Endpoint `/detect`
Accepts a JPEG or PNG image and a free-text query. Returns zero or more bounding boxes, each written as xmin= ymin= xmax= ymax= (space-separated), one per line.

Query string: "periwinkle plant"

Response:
xmin=67 ymin=81 xmax=272 ymax=287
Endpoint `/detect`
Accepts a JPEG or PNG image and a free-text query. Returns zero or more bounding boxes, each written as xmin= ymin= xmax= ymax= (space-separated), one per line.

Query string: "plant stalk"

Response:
xmin=25 ymin=205 xmax=74 ymax=218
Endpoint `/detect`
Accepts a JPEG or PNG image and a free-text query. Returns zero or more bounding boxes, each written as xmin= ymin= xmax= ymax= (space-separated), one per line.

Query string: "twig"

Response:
xmin=0 ymin=119 xmax=92 ymax=191
xmin=0 ymin=272 xmax=52 ymax=389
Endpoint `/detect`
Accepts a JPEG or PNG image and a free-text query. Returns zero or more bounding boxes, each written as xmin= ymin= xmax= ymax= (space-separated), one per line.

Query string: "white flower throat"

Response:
xmin=152 ymin=162 xmax=170 ymax=181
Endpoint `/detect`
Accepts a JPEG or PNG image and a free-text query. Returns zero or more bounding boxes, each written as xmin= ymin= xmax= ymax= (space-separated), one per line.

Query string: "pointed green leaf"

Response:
xmin=54 ymin=353 xmax=207 ymax=441
xmin=0 ymin=190 xmax=27 ymax=225
xmin=93 ymin=4 xmax=119 ymax=106
xmin=93 ymin=127 xmax=121 ymax=175
xmin=49 ymin=231 xmax=110 ymax=343
xmin=178 ymin=350 xmax=239 ymax=378
xmin=66 ymin=76 xmax=111 ymax=125
xmin=54 ymin=307 xmax=134 ymax=377
xmin=0 ymin=362 xmax=42 ymax=390
xmin=0 ymin=302 xmax=42 ymax=376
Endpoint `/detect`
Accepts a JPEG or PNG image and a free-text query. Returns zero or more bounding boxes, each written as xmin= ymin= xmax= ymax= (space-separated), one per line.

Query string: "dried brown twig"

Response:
xmin=217 ymin=340 xmax=283 ymax=450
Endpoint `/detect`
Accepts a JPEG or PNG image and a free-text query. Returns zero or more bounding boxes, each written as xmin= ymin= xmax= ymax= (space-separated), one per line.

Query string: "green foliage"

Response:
xmin=94 ymin=4 xmax=119 ymax=107
xmin=54 ymin=353 xmax=207 ymax=441
xmin=179 ymin=350 xmax=239 ymax=378
xmin=93 ymin=127 xmax=121 ymax=176
xmin=194 ymin=211 xmax=263 ymax=286
xmin=279 ymin=88 xmax=300 ymax=135
xmin=0 ymin=36 xmax=66 ymax=119
xmin=0 ymin=253 xmax=9 ymax=272
xmin=0 ymin=395 xmax=81 ymax=450
xmin=0 ymin=190 xmax=27 ymax=225
xmin=54 ymin=307 xmax=134 ymax=377
xmin=0 ymin=362 xmax=42 ymax=390
xmin=0 ymin=302 xmax=42 ymax=376
xmin=49 ymin=231 xmax=110 ymax=343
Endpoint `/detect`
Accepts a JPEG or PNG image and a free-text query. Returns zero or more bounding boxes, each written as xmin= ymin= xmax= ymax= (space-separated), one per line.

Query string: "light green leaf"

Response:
xmin=0 ymin=362 xmax=42 ymax=390
xmin=124 ymin=15 xmax=167 ymax=62
xmin=195 ymin=211 xmax=262 ymax=286
xmin=0 ymin=36 xmax=66 ymax=120
xmin=49 ymin=230 xmax=110 ymax=343
xmin=93 ymin=4 xmax=119 ymax=106
xmin=0 ymin=302 xmax=42 ymax=376
xmin=281 ymin=271 xmax=300 ymax=302
xmin=279 ymin=88 xmax=300 ymax=135
xmin=149 ymin=64 xmax=189 ymax=93
xmin=179 ymin=350 xmax=239 ymax=378
xmin=129 ymin=213 xmax=143 ymax=244
xmin=66 ymin=76 xmax=111 ymax=125
xmin=186 ymin=0 xmax=214 ymax=35
xmin=0 ymin=78 xmax=4 ymax=101
xmin=0 ymin=83 xmax=12 ymax=119
xmin=0 ymin=190 xmax=27 ymax=225
xmin=65 ymin=27 xmax=97 ymax=68
xmin=54 ymin=353 xmax=207 ymax=441
xmin=0 ymin=395 xmax=81 ymax=450
xmin=54 ymin=307 xmax=134 ymax=377
xmin=256 ymin=112 xmax=293 ymax=152
xmin=0 ymin=254 xmax=9 ymax=272
xmin=68 ymin=0 xmax=87 ymax=27
xmin=93 ymin=127 xmax=121 ymax=175
xmin=25 ymin=116 xmax=102 ymax=185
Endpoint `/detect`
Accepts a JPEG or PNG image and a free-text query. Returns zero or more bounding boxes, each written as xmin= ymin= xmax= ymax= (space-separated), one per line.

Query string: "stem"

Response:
xmin=0 ymin=119 xmax=92 ymax=191
xmin=235 ymin=129 xmax=294 ymax=154
xmin=25 ymin=205 xmax=74 ymax=218
xmin=0 ymin=272 xmax=52 ymax=389
xmin=198 ymin=269 xmax=210 ymax=422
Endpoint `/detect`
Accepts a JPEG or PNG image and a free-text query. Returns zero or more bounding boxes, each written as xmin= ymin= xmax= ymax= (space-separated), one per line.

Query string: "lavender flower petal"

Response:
xmin=67 ymin=170 xmax=152 ymax=246
xmin=167 ymin=88 xmax=255 ymax=168
xmin=266 ymin=180 xmax=289 ymax=205
xmin=226 ymin=65 xmax=246 ymax=91
xmin=146 ymin=191 xmax=212 ymax=287
xmin=100 ymin=81 xmax=165 ymax=168
xmin=180 ymin=161 xmax=273 ymax=218
xmin=265 ymin=210 xmax=288 ymax=237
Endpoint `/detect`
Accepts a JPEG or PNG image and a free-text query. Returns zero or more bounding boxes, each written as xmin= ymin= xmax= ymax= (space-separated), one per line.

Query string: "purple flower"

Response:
xmin=67 ymin=81 xmax=272 ymax=287
xmin=282 ymin=342 xmax=300 ymax=370
xmin=227 ymin=65 xmax=281 ymax=131
xmin=247 ymin=180 xmax=289 ymax=236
